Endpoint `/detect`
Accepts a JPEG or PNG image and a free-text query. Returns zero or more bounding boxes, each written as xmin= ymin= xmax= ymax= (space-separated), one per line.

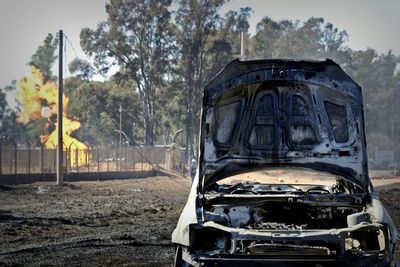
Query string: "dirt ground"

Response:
xmin=0 ymin=173 xmax=399 ymax=266
xmin=0 ymin=175 xmax=191 ymax=266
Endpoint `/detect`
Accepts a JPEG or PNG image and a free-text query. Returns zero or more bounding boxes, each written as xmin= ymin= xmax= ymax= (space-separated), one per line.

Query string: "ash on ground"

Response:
xmin=0 ymin=176 xmax=190 ymax=266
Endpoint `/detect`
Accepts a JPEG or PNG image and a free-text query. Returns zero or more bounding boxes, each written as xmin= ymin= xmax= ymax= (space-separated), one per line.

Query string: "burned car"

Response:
xmin=172 ymin=59 xmax=399 ymax=266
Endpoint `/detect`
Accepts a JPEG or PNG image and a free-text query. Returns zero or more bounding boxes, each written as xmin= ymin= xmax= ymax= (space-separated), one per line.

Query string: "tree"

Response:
xmin=68 ymin=58 xmax=95 ymax=80
xmin=29 ymin=33 xmax=58 ymax=81
xmin=63 ymin=5 xmax=400 ymax=165
xmin=320 ymin=22 xmax=350 ymax=64
xmin=249 ymin=17 xmax=348 ymax=61
xmin=0 ymin=88 xmax=13 ymax=135
xmin=65 ymin=77 xmax=143 ymax=145
xmin=345 ymin=49 xmax=400 ymax=159
xmin=175 ymin=0 xmax=227 ymax=160
xmin=206 ymin=7 xmax=252 ymax=77
xmin=0 ymin=83 xmax=25 ymax=142
xmin=248 ymin=15 xmax=400 ymax=161
xmin=80 ymin=0 xmax=175 ymax=145
xmin=222 ymin=7 xmax=253 ymax=55
xmin=9 ymin=33 xmax=60 ymax=143
xmin=249 ymin=16 xmax=282 ymax=59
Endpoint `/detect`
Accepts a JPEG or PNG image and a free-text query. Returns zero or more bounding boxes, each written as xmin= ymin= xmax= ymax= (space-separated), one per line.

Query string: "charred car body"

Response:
xmin=172 ymin=59 xmax=399 ymax=266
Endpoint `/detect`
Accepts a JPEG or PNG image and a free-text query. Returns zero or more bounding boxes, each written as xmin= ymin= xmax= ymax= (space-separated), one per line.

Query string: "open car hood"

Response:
xmin=198 ymin=59 xmax=371 ymax=192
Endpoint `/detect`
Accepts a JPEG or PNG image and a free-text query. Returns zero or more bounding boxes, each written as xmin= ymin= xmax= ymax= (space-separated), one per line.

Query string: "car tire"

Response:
xmin=174 ymin=245 xmax=191 ymax=267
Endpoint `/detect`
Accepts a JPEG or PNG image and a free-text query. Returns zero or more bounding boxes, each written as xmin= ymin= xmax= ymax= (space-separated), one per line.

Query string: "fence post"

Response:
xmin=63 ymin=142 xmax=67 ymax=175
xmin=0 ymin=139 xmax=2 ymax=175
xmin=26 ymin=141 xmax=31 ymax=174
xmin=9 ymin=142 xmax=12 ymax=174
xmin=72 ymin=143 xmax=78 ymax=173
xmin=10 ymin=139 xmax=17 ymax=177
xmin=96 ymin=145 xmax=99 ymax=173
xmin=114 ymin=145 xmax=118 ymax=171
xmin=75 ymin=147 xmax=78 ymax=173
xmin=124 ymin=146 xmax=127 ymax=171
xmin=106 ymin=146 xmax=109 ymax=172
xmin=67 ymin=143 xmax=71 ymax=174
xmin=149 ymin=148 xmax=152 ymax=171
xmin=11 ymin=139 xmax=18 ymax=178
xmin=86 ymin=145 xmax=90 ymax=173
xmin=114 ymin=145 xmax=117 ymax=171
xmin=141 ymin=148 xmax=144 ymax=171
xmin=134 ymin=146 xmax=136 ymax=170
xmin=40 ymin=143 xmax=44 ymax=173
xmin=68 ymin=143 xmax=73 ymax=173
xmin=50 ymin=141 xmax=56 ymax=173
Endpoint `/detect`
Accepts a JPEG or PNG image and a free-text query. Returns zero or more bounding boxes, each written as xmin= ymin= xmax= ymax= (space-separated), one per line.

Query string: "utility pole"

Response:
xmin=235 ymin=32 xmax=247 ymax=61
xmin=119 ymin=105 xmax=122 ymax=171
xmin=240 ymin=32 xmax=247 ymax=61
xmin=0 ymin=120 xmax=2 ymax=175
xmin=57 ymin=30 xmax=64 ymax=185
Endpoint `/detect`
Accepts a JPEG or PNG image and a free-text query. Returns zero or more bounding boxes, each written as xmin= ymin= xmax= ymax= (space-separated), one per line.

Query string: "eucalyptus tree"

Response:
xmin=29 ymin=33 xmax=58 ymax=81
xmin=175 ymin=0 xmax=227 ymax=160
xmin=80 ymin=0 xmax=176 ymax=145
xmin=206 ymin=7 xmax=252 ymax=78
xmin=249 ymin=17 xmax=348 ymax=61
xmin=65 ymin=78 xmax=142 ymax=145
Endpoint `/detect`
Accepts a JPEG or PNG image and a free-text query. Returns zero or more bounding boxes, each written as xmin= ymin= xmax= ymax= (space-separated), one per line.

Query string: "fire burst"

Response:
xmin=16 ymin=66 xmax=88 ymax=167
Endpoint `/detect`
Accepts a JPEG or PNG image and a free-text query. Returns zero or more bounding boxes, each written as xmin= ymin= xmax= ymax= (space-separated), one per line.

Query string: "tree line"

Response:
xmin=1 ymin=0 xmax=399 ymax=162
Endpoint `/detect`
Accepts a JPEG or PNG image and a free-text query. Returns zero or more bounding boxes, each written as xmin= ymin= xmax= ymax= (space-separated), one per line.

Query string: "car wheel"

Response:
xmin=174 ymin=245 xmax=191 ymax=267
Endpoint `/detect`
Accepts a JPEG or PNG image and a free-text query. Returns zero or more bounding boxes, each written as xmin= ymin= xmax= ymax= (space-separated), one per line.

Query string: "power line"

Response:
xmin=64 ymin=34 xmax=67 ymax=80
xmin=63 ymin=33 xmax=93 ymax=83
xmin=61 ymin=32 xmax=160 ymax=170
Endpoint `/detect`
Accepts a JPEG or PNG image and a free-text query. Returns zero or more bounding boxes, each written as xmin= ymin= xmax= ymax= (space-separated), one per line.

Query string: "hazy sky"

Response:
xmin=1 ymin=0 xmax=400 ymax=92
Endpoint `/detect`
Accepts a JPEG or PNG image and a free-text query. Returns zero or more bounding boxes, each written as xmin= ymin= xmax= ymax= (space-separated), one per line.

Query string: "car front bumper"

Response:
xmin=182 ymin=249 xmax=393 ymax=267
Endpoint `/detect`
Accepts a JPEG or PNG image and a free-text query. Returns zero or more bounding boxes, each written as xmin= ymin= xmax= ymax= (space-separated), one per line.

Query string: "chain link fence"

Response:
xmin=0 ymin=140 xmax=187 ymax=180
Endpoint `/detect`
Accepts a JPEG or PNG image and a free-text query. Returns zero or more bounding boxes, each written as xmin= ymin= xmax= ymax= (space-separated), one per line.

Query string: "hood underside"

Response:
xmin=199 ymin=59 xmax=370 ymax=192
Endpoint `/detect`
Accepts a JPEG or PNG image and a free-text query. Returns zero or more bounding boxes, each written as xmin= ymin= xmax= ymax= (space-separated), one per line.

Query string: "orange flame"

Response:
xmin=16 ymin=66 xmax=88 ymax=167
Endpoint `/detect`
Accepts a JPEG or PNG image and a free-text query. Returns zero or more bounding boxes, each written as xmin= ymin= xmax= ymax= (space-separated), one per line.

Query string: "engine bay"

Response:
xmin=204 ymin=201 xmax=365 ymax=230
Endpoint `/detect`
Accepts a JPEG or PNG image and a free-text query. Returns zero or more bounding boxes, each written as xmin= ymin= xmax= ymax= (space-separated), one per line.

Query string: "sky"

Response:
xmin=221 ymin=0 xmax=400 ymax=54
xmin=1 ymin=0 xmax=400 ymax=94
